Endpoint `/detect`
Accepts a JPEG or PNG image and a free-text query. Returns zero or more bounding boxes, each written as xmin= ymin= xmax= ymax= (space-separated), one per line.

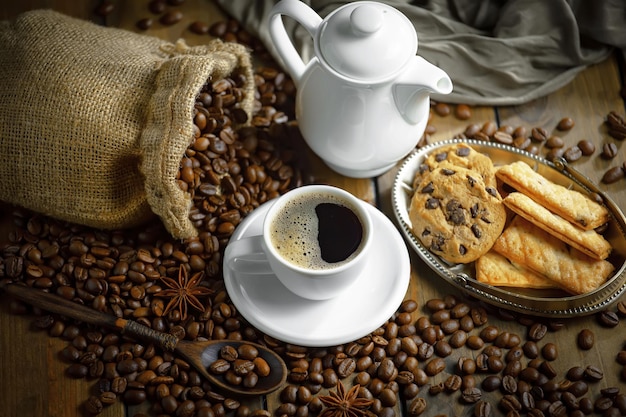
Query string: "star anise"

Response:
xmin=319 ymin=381 xmax=373 ymax=417
xmin=155 ymin=264 xmax=213 ymax=320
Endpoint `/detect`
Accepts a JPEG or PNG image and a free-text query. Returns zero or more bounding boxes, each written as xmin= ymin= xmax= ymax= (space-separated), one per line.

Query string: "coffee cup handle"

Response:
xmin=224 ymin=235 xmax=274 ymax=275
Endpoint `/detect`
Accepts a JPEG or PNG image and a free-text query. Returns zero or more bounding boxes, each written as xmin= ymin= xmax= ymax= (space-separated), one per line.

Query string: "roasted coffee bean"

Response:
xmin=466 ymin=335 xmax=485 ymax=350
xmin=84 ymin=395 xmax=103 ymax=415
xmin=189 ymin=21 xmax=209 ymax=35
xmin=481 ymin=375 xmax=501 ymax=392
xmin=455 ymin=104 xmax=472 ymax=120
xmin=160 ymin=10 xmax=183 ymax=26
xmin=520 ymin=391 xmax=535 ymax=410
xmin=493 ymin=131 xmax=514 ymax=145
xmin=577 ymin=139 xmax=595 ymax=155
xmin=444 ymin=374 xmax=462 ymax=392
xmin=148 ymin=0 xmax=166 ymax=14
xmin=531 ymin=127 xmax=548 ymax=142
xmin=601 ymin=142 xmax=619 ymax=159
xmin=434 ymin=102 xmax=451 ymax=117
xmin=424 ymin=357 xmax=445 ymax=376
xmin=602 ymin=166 xmax=625 ymax=184
xmin=337 ymin=358 xmax=356 ymax=378
xmin=583 ymin=365 xmax=603 ymax=381
xmin=408 ymin=397 xmax=427 ymax=416
xmin=541 ymin=343 xmax=558 ymax=361
xmin=563 ymin=145 xmax=583 ymax=162
xmin=577 ymin=329 xmax=594 ymax=350
xmin=594 ymin=396 xmax=613 ymax=413
xmin=474 ymin=400 xmax=492 ymax=417
xmin=598 ymin=310 xmax=620 ymax=327
xmin=501 ymin=375 xmax=517 ymax=394
xmin=513 ymin=135 xmax=531 ymax=149
xmin=527 ymin=323 xmax=547 ymax=341
xmin=462 ymin=387 xmax=482 ymax=403
xmin=545 ymin=135 xmax=565 ymax=148
xmin=500 ymin=394 xmax=522 ymax=412
xmin=135 ymin=18 xmax=153 ymax=31
xmin=557 ymin=117 xmax=575 ymax=131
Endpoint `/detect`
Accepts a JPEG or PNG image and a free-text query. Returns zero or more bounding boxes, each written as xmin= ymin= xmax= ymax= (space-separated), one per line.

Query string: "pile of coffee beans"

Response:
xmin=0 ymin=48 xmax=306 ymax=416
xmin=208 ymin=343 xmax=272 ymax=389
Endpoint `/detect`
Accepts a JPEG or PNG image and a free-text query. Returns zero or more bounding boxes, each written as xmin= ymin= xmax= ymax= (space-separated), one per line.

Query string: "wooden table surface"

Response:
xmin=1 ymin=1 xmax=625 ymax=417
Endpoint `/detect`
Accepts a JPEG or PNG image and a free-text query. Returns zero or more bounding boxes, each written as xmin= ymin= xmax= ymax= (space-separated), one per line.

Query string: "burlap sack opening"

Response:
xmin=0 ymin=10 xmax=254 ymax=239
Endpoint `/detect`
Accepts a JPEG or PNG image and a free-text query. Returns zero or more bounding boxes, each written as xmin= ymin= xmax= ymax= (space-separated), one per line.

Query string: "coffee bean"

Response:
xmin=500 ymin=394 xmax=522 ymax=412
xmin=594 ymin=396 xmax=613 ymax=413
xmin=160 ymin=10 xmax=183 ymax=26
xmin=455 ymin=104 xmax=472 ymax=120
xmin=493 ymin=131 xmax=514 ymax=145
xmin=527 ymin=323 xmax=547 ymax=341
xmin=583 ymin=365 xmax=604 ymax=381
xmin=405 ymin=397 xmax=426 ymax=416
xmin=462 ymin=387 xmax=482 ymax=403
xmin=474 ymin=400 xmax=492 ymax=417
xmin=557 ymin=117 xmax=575 ymax=131
xmin=148 ymin=0 xmax=166 ymax=14
xmin=513 ymin=135 xmax=531 ymax=149
xmin=601 ymin=142 xmax=619 ymax=159
xmin=481 ymin=375 xmax=501 ymax=392
xmin=577 ymin=139 xmax=595 ymax=155
xmin=501 ymin=375 xmax=517 ymax=394
xmin=545 ymin=135 xmax=565 ymax=148
xmin=424 ymin=357 xmax=445 ymax=376
xmin=434 ymin=102 xmax=451 ymax=116
xmin=577 ymin=329 xmax=594 ymax=350
xmin=541 ymin=343 xmax=558 ymax=361
xmin=189 ymin=21 xmax=209 ymax=35
xmin=136 ymin=18 xmax=153 ymax=31
xmin=444 ymin=374 xmax=462 ymax=392
xmin=563 ymin=145 xmax=583 ymax=162
xmin=602 ymin=166 xmax=625 ymax=184
xmin=531 ymin=127 xmax=548 ymax=142
xmin=598 ymin=310 xmax=620 ymax=327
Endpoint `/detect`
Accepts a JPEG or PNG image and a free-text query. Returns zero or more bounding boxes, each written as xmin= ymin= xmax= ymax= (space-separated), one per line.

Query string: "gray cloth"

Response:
xmin=215 ymin=0 xmax=624 ymax=105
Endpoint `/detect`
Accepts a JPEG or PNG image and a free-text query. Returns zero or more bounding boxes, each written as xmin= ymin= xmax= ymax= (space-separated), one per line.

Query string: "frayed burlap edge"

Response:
xmin=140 ymin=39 xmax=255 ymax=239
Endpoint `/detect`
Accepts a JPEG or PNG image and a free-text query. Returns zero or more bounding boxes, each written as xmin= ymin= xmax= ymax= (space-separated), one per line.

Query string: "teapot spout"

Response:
xmin=393 ymin=57 xmax=452 ymax=124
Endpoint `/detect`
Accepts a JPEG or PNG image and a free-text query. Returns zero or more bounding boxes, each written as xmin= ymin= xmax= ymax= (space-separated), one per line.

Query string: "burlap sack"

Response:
xmin=0 ymin=10 xmax=254 ymax=239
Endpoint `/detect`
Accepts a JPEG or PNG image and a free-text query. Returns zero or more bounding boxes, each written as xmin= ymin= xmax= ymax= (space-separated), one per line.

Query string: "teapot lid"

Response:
xmin=317 ymin=2 xmax=417 ymax=81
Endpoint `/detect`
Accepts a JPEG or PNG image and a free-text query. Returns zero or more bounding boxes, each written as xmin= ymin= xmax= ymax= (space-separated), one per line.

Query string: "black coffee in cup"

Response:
xmin=269 ymin=192 xmax=364 ymax=270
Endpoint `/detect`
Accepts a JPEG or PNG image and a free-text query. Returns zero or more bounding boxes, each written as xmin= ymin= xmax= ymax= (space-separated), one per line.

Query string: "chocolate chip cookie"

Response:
xmin=409 ymin=162 xmax=506 ymax=264
xmin=412 ymin=143 xmax=497 ymax=189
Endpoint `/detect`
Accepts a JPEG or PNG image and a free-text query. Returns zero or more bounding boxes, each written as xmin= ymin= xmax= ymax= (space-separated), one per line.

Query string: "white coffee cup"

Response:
xmin=224 ymin=185 xmax=373 ymax=300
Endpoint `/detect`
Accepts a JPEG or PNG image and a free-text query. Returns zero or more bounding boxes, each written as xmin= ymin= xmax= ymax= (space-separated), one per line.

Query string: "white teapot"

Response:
xmin=268 ymin=0 xmax=453 ymax=178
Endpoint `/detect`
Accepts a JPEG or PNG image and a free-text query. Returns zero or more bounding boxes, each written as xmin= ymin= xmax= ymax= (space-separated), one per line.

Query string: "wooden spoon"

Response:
xmin=2 ymin=283 xmax=288 ymax=396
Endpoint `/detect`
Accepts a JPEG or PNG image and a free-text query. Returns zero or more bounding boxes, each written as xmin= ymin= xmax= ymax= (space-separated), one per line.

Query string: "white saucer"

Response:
xmin=223 ymin=199 xmax=411 ymax=347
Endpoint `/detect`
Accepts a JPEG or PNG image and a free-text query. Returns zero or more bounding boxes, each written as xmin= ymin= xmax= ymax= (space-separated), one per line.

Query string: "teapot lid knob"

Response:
xmin=350 ymin=5 xmax=383 ymax=35
xmin=318 ymin=2 xmax=417 ymax=81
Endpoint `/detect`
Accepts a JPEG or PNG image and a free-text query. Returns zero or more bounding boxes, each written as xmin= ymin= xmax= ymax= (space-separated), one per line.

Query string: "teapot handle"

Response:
xmin=268 ymin=0 xmax=322 ymax=84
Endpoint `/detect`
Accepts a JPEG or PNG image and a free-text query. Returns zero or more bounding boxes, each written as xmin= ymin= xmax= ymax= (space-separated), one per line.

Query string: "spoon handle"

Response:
xmin=3 ymin=283 xmax=179 ymax=351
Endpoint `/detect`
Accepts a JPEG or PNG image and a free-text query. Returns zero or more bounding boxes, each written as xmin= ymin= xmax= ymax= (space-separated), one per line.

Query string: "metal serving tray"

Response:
xmin=392 ymin=139 xmax=626 ymax=317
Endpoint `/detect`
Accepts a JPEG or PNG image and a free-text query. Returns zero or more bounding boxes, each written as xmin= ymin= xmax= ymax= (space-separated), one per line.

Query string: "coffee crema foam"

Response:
xmin=269 ymin=193 xmax=362 ymax=270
